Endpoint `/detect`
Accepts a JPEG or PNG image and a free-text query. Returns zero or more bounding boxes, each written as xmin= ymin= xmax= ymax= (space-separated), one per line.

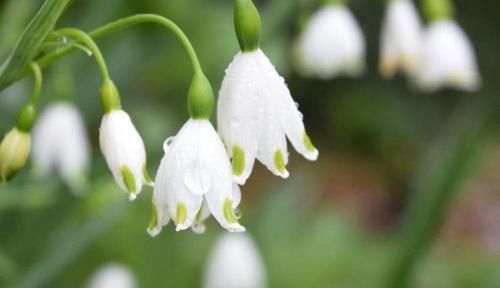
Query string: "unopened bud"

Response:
xmin=0 ymin=128 xmax=31 ymax=183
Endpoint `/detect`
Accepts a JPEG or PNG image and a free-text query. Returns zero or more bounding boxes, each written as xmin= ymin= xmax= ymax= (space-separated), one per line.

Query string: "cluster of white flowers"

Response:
xmin=146 ymin=46 xmax=318 ymax=236
xmin=97 ymin=0 xmax=317 ymax=236
xmin=8 ymin=0 xmax=481 ymax=240
xmin=295 ymin=0 xmax=481 ymax=92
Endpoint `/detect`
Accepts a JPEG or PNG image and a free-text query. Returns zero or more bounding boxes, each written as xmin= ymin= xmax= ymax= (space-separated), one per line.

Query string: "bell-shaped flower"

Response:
xmin=203 ymin=233 xmax=267 ymax=288
xmin=0 ymin=128 xmax=31 ymax=183
xmin=218 ymin=49 xmax=318 ymax=185
xmin=379 ymin=0 xmax=423 ymax=78
xmin=87 ymin=263 xmax=137 ymax=288
xmin=148 ymin=119 xmax=244 ymax=236
xmin=415 ymin=20 xmax=481 ymax=92
xmin=32 ymin=102 xmax=90 ymax=193
xmin=295 ymin=4 xmax=366 ymax=79
xmin=99 ymin=109 xmax=151 ymax=200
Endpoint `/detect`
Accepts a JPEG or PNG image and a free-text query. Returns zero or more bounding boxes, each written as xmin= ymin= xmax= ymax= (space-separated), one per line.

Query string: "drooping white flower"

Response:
xmin=295 ymin=4 xmax=366 ymax=79
xmin=379 ymin=0 xmax=423 ymax=78
xmin=148 ymin=119 xmax=244 ymax=236
xmin=203 ymin=233 xmax=267 ymax=288
xmin=218 ymin=49 xmax=318 ymax=185
xmin=87 ymin=263 xmax=136 ymax=288
xmin=32 ymin=102 xmax=90 ymax=193
xmin=99 ymin=109 xmax=151 ymax=200
xmin=415 ymin=20 xmax=481 ymax=92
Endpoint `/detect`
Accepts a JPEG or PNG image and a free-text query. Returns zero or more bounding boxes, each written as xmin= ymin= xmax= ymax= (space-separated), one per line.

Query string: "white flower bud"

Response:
xmin=99 ymin=109 xmax=150 ymax=200
xmin=415 ymin=20 xmax=481 ymax=92
xmin=295 ymin=4 xmax=366 ymax=79
xmin=203 ymin=233 xmax=267 ymax=288
xmin=32 ymin=102 xmax=90 ymax=193
xmin=87 ymin=263 xmax=136 ymax=288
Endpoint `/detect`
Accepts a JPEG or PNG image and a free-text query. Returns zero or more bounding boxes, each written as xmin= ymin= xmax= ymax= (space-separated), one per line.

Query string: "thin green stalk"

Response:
xmin=33 ymin=14 xmax=202 ymax=78
xmin=55 ymin=28 xmax=111 ymax=81
xmin=28 ymin=63 xmax=42 ymax=104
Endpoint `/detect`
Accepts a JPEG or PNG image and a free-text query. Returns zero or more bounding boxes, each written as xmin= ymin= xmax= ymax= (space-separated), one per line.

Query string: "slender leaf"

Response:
xmin=0 ymin=0 xmax=72 ymax=91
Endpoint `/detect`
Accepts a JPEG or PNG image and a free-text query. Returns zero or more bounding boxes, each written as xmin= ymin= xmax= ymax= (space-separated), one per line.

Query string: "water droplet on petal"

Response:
xmin=192 ymin=222 xmax=206 ymax=234
xmin=163 ymin=136 xmax=175 ymax=153
xmin=234 ymin=208 xmax=241 ymax=220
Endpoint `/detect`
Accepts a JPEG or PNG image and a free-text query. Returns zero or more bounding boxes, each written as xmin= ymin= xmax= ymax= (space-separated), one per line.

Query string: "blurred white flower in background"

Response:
xmin=99 ymin=109 xmax=151 ymax=201
xmin=218 ymin=49 xmax=318 ymax=186
xmin=379 ymin=0 xmax=423 ymax=79
xmin=295 ymin=3 xmax=366 ymax=79
xmin=87 ymin=263 xmax=136 ymax=288
xmin=415 ymin=20 xmax=481 ymax=92
xmin=32 ymin=102 xmax=90 ymax=193
xmin=148 ymin=119 xmax=244 ymax=236
xmin=203 ymin=233 xmax=267 ymax=288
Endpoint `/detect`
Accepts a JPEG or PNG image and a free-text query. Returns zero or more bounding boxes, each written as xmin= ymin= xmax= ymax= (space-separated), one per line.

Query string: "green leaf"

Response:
xmin=0 ymin=0 xmax=72 ymax=91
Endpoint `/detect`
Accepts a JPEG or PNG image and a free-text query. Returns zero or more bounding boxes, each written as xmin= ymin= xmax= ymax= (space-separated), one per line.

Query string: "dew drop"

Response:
xmin=233 ymin=208 xmax=241 ymax=220
xmin=192 ymin=222 xmax=206 ymax=234
xmin=163 ymin=136 xmax=175 ymax=153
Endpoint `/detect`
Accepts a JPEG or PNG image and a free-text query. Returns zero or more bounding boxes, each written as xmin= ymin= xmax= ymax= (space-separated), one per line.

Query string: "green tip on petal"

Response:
xmin=142 ymin=163 xmax=153 ymax=185
xmin=120 ymin=166 xmax=137 ymax=196
xmin=176 ymin=202 xmax=188 ymax=226
xmin=223 ymin=199 xmax=239 ymax=224
xmin=232 ymin=145 xmax=245 ymax=177
xmin=148 ymin=202 xmax=158 ymax=232
xmin=274 ymin=149 xmax=287 ymax=175
xmin=303 ymin=132 xmax=317 ymax=153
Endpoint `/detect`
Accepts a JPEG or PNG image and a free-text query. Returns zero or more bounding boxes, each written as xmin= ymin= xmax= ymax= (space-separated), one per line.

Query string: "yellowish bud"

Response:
xmin=0 ymin=128 xmax=31 ymax=183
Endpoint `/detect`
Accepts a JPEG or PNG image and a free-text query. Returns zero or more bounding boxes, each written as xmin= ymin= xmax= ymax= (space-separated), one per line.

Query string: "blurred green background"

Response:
xmin=1 ymin=0 xmax=500 ymax=287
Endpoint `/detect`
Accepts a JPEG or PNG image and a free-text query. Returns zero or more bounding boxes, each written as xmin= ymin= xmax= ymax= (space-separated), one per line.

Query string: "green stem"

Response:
xmin=385 ymin=115 xmax=483 ymax=288
xmin=29 ymin=63 xmax=42 ymax=104
xmin=55 ymin=28 xmax=111 ymax=81
xmin=37 ymin=14 xmax=202 ymax=76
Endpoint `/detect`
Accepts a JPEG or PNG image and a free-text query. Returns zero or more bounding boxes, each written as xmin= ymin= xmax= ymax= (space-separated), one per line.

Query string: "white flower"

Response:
xmin=203 ymin=233 xmax=267 ymax=288
xmin=32 ymin=102 xmax=90 ymax=193
xmin=379 ymin=0 xmax=423 ymax=78
xmin=218 ymin=49 xmax=318 ymax=185
xmin=295 ymin=4 xmax=366 ymax=79
xmin=415 ymin=20 xmax=481 ymax=92
xmin=99 ymin=109 xmax=151 ymax=200
xmin=87 ymin=263 xmax=136 ymax=288
xmin=148 ymin=119 xmax=244 ymax=236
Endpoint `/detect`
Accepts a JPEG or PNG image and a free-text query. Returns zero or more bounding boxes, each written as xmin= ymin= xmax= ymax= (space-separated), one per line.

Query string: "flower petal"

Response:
xmin=99 ymin=110 xmax=147 ymax=198
xmin=218 ymin=52 xmax=259 ymax=185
